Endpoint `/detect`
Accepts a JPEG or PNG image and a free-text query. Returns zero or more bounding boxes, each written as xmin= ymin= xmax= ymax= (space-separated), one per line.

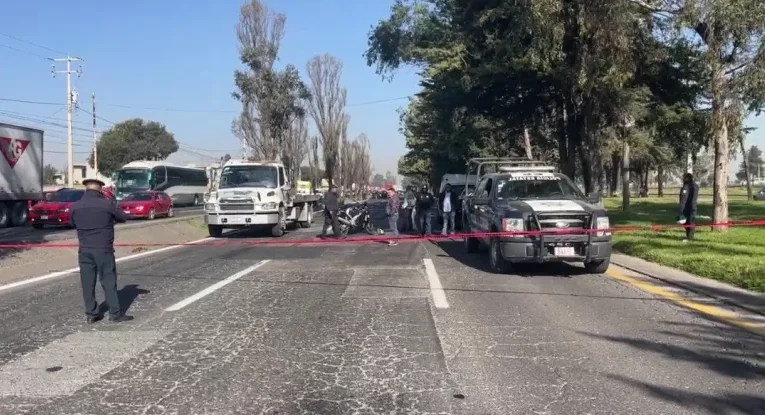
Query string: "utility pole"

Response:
xmin=92 ymin=93 xmax=98 ymax=174
xmin=51 ymin=56 xmax=83 ymax=187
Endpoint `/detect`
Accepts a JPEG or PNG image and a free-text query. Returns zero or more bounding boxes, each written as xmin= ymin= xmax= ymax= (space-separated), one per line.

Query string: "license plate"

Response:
xmin=228 ymin=217 xmax=244 ymax=224
xmin=123 ymin=211 xmax=130 ymax=214
xmin=554 ymin=247 xmax=575 ymax=256
xmin=40 ymin=215 xmax=48 ymax=220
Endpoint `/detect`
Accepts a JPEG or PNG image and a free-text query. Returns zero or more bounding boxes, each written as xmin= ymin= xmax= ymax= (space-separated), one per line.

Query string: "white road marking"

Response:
xmin=0 ymin=236 xmax=216 ymax=293
xmin=165 ymin=260 xmax=269 ymax=311
xmin=423 ymin=258 xmax=449 ymax=309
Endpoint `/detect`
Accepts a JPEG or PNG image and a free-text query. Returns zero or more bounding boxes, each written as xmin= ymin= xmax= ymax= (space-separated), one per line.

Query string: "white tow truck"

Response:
xmin=203 ymin=159 xmax=320 ymax=237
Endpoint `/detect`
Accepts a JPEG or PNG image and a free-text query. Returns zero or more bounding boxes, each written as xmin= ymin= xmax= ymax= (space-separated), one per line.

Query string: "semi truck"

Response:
xmin=203 ymin=159 xmax=321 ymax=237
xmin=0 ymin=123 xmax=44 ymax=228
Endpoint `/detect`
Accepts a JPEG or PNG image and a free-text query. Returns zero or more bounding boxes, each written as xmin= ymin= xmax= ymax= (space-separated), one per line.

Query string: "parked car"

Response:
xmin=28 ymin=188 xmax=85 ymax=229
xmin=118 ymin=191 xmax=174 ymax=220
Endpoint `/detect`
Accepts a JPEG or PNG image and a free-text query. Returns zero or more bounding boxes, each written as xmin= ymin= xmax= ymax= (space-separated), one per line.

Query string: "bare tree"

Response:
xmin=283 ymin=114 xmax=308 ymax=185
xmin=306 ymin=54 xmax=347 ymax=187
xmin=307 ymin=135 xmax=321 ymax=189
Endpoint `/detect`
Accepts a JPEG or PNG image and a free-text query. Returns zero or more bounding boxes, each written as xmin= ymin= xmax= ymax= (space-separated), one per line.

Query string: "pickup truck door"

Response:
xmin=474 ymin=178 xmax=494 ymax=245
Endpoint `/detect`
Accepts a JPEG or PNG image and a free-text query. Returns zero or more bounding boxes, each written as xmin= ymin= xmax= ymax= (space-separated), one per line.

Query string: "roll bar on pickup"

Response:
xmin=465 ymin=157 xmax=555 ymax=190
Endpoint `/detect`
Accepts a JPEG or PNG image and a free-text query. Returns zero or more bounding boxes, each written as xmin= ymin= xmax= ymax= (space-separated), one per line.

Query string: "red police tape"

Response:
xmin=2 ymin=218 xmax=765 ymax=249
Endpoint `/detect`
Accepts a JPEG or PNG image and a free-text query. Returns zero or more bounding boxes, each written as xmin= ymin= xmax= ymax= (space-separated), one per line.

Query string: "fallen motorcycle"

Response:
xmin=336 ymin=202 xmax=381 ymax=237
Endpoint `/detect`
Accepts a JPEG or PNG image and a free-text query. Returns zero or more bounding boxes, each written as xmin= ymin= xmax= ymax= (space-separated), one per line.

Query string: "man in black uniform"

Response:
xmin=320 ymin=185 xmax=341 ymax=238
xmin=678 ymin=172 xmax=699 ymax=241
xmin=415 ymin=185 xmax=434 ymax=236
xmin=69 ymin=178 xmax=132 ymax=323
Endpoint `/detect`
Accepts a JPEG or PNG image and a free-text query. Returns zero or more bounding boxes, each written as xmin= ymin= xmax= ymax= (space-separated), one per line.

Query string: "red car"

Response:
xmin=118 ymin=191 xmax=174 ymax=220
xmin=29 ymin=189 xmax=85 ymax=229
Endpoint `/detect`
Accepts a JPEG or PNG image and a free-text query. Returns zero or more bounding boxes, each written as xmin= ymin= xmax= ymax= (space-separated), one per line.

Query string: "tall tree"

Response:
xmin=232 ymin=0 xmax=310 ymax=163
xmin=305 ymin=54 xmax=347 ymax=188
xmin=43 ymin=164 xmax=58 ymax=185
xmin=89 ymin=118 xmax=178 ymax=175
xmin=306 ymin=135 xmax=322 ymax=189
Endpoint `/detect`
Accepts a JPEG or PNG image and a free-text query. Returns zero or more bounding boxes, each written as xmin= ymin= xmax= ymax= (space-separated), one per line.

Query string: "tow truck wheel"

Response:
xmin=490 ymin=237 xmax=512 ymax=274
xmin=299 ymin=204 xmax=313 ymax=228
xmin=208 ymin=225 xmax=223 ymax=238
xmin=271 ymin=207 xmax=286 ymax=237
xmin=0 ymin=204 xmax=8 ymax=228
xmin=584 ymin=257 xmax=610 ymax=274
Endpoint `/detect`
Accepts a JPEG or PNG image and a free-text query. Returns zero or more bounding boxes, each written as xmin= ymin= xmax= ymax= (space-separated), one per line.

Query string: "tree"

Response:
xmin=43 ymin=164 xmax=58 ymax=185
xmin=232 ymin=0 xmax=310 ymax=164
xmin=371 ymin=173 xmax=385 ymax=187
xmin=385 ymin=170 xmax=396 ymax=186
xmin=284 ymin=114 xmax=308 ymax=185
xmin=737 ymin=145 xmax=763 ymax=181
xmin=306 ymin=135 xmax=323 ymax=188
xmin=305 ymin=54 xmax=347 ymax=188
xmin=89 ymin=118 xmax=178 ymax=175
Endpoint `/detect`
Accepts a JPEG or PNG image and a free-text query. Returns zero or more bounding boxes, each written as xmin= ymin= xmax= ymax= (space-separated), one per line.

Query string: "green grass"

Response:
xmin=606 ymin=197 xmax=765 ymax=292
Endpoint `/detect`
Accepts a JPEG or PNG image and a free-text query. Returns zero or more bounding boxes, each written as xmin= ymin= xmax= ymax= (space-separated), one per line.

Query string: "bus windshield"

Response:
xmin=219 ymin=165 xmax=278 ymax=189
xmin=115 ymin=168 xmax=151 ymax=191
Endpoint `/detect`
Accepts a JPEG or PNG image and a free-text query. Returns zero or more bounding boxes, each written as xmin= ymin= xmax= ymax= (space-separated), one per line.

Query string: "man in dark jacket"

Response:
xmin=678 ymin=172 xmax=699 ymax=241
xmin=69 ymin=178 xmax=131 ymax=323
xmin=320 ymin=185 xmax=341 ymax=238
xmin=439 ymin=183 xmax=459 ymax=235
xmin=416 ymin=185 xmax=434 ymax=236
xmin=385 ymin=186 xmax=400 ymax=246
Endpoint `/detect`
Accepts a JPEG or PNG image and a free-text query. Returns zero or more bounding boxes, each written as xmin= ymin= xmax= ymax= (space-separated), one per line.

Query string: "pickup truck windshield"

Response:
xmin=495 ymin=174 xmax=584 ymax=200
xmin=219 ymin=165 xmax=278 ymax=189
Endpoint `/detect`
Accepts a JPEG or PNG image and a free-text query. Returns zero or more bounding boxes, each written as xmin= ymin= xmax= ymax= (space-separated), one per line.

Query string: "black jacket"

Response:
xmin=70 ymin=190 xmax=128 ymax=252
xmin=324 ymin=191 xmax=339 ymax=213
xmin=438 ymin=191 xmax=459 ymax=212
xmin=416 ymin=191 xmax=435 ymax=210
xmin=679 ymin=181 xmax=699 ymax=214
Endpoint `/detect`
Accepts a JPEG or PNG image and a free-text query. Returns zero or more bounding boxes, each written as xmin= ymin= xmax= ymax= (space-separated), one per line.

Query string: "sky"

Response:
xmin=0 ymin=0 xmax=421 ymax=177
xmin=0 ymin=0 xmax=763 ymax=180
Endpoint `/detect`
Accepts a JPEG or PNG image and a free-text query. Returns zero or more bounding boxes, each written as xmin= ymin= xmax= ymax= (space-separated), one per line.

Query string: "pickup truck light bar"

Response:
xmin=498 ymin=166 xmax=556 ymax=172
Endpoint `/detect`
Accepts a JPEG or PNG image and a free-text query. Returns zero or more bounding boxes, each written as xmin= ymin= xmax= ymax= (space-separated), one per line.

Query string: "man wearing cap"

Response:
xmin=69 ymin=177 xmax=132 ymax=323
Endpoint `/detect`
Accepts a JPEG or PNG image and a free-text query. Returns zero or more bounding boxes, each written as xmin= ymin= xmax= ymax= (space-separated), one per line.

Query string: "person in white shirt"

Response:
xmin=438 ymin=183 xmax=458 ymax=235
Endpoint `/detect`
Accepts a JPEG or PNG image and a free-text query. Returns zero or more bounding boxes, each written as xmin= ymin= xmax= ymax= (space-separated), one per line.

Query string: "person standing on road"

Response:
xmin=385 ymin=186 xmax=400 ymax=246
xmin=416 ymin=185 xmax=434 ymax=236
xmin=678 ymin=172 xmax=699 ymax=241
xmin=439 ymin=183 xmax=458 ymax=236
xmin=320 ymin=185 xmax=341 ymax=238
xmin=402 ymin=186 xmax=416 ymax=233
xmin=69 ymin=178 xmax=132 ymax=324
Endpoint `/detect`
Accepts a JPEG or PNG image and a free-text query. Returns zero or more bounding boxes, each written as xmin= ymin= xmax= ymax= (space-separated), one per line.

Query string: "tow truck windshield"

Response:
xmin=496 ymin=173 xmax=584 ymax=200
xmin=219 ymin=165 xmax=278 ymax=189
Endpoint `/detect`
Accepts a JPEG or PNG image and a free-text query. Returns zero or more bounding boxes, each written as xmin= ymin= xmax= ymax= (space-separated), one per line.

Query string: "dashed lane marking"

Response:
xmin=164 ymin=260 xmax=270 ymax=311
xmin=423 ymin=258 xmax=449 ymax=309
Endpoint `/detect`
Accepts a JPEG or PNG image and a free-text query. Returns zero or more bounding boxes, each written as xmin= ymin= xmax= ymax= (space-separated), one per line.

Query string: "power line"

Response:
xmin=0 ymin=43 xmax=50 ymax=60
xmin=0 ymin=95 xmax=413 ymax=113
xmin=0 ymin=32 xmax=68 ymax=55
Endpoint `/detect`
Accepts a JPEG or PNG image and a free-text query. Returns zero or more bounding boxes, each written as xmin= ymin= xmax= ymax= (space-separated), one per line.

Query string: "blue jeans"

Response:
xmin=388 ymin=215 xmax=399 ymax=237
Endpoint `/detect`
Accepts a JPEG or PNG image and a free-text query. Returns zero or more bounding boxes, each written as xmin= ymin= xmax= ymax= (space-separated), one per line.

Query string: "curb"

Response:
xmin=610 ymin=258 xmax=765 ymax=318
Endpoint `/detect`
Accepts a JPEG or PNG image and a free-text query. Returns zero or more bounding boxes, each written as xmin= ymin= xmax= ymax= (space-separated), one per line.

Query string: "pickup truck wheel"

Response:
xmin=299 ymin=204 xmax=313 ymax=228
xmin=584 ymin=257 xmax=611 ymax=274
xmin=271 ymin=207 xmax=286 ymax=237
xmin=208 ymin=225 xmax=223 ymax=238
xmin=490 ymin=237 xmax=512 ymax=274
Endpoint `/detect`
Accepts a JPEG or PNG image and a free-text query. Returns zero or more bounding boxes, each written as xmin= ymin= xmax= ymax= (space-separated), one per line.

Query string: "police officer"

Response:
xmin=69 ymin=178 xmax=132 ymax=323
xmin=678 ymin=172 xmax=699 ymax=241
xmin=416 ymin=185 xmax=434 ymax=236
xmin=320 ymin=185 xmax=341 ymax=238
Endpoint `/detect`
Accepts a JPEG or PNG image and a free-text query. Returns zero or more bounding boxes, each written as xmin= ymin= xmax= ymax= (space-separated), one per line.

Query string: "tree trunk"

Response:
xmin=711 ymin=66 xmax=729 ymax=230
xmin=523 ymin=126 xmax=533 ymax=159
xmin=610 ymin=154 xmax=620 ymax=197
xmin=740 ymin=139 xmax=753 ymax=200
xmin=622 ymin=140 xmax=630 ymax=212
xmin=657 ymin=166 xmax=664 ymax=197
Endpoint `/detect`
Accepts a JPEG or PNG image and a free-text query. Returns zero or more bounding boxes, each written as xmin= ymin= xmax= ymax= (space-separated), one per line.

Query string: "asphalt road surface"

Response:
xmin=0 ymin=206 xmax=203 ymax=243
xmin=0 ymin=202 xmax=763 ymax=414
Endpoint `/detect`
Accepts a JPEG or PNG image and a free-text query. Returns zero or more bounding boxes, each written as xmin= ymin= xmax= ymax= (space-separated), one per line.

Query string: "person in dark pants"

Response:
xmin=416 ymin=185 xmax=434 ymax=236
xmin=678 ymin=172 xmax=699 ymax=241
xmin=320 ymin=185 xmax=341 ymax=238
xmin=385 ymin=186 xmax=400 ymax=246
xmin=401 ymin=186 xmax=416 ymax=233
xmin=69 ymin=178 xmax=132 ymax=323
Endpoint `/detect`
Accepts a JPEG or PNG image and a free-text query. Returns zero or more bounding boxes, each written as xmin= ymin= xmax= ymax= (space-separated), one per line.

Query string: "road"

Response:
xmin=0 ymin=206 xmax=203 ymax=243
xmin=0 ymin=202 xmax=763 ymax=414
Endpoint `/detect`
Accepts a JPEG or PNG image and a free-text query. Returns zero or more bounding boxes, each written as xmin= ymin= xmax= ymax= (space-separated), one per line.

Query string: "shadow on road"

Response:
xmin=117 ymin=284 xmax=150 ymax=313
xmin=432 ymin=240 xmax=590 ymax=277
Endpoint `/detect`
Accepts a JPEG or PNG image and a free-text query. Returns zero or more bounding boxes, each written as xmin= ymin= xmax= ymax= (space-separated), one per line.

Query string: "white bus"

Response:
xmin=113 ymin=161 xmax=208 ymax=206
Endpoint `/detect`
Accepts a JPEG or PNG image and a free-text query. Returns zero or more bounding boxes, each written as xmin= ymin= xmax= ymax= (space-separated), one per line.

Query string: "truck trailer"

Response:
xmin=0 ymin=123 xmax=44 ymax=227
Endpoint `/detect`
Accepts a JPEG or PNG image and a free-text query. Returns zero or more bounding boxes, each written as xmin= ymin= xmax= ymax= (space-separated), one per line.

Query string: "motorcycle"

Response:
xmin=336 ymin=201 xmax=381 ymax=237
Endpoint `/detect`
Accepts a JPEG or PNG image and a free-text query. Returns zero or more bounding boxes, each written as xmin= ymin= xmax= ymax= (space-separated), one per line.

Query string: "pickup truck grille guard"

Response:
xmin=527 ymin=212 xmax=594 ymax=262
